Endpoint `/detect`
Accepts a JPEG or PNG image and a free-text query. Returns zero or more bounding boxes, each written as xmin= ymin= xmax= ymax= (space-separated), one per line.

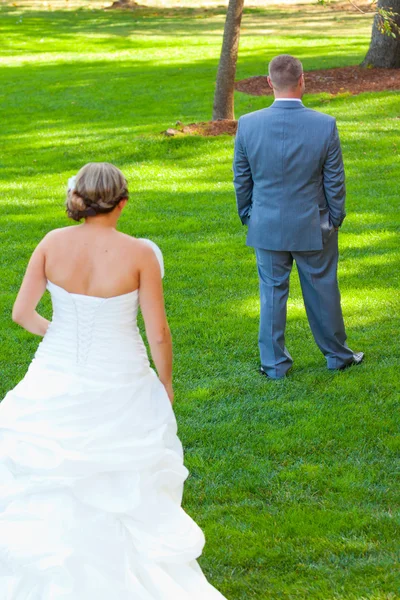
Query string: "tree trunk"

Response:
xmin=212 ymin=0 xmax=245 ymax=121
xmin=361 ymin=0 xmax=400 ymax=68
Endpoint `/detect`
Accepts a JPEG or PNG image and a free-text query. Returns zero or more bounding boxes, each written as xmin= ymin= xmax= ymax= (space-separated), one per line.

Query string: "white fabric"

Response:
xmin=0 ymin=239 xmax=226 ymax=599
xmin=273 ymin=97 xmax=303 ymax=102
xmin=67 ymin=175 xmax=76 ymax=192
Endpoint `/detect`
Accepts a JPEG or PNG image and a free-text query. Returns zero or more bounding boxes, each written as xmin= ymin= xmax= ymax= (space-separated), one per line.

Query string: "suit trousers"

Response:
xmin=255 ymin=229 xmax=354 ymax=378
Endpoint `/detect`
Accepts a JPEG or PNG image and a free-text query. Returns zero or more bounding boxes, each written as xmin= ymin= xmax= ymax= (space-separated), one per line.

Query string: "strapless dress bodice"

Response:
xmin=35 ymin=281 xmax=149 ymax=373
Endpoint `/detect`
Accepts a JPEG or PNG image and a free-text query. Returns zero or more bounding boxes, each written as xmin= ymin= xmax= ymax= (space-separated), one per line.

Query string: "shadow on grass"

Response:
xmin=0 ymin=4 xmax=372 ymax=41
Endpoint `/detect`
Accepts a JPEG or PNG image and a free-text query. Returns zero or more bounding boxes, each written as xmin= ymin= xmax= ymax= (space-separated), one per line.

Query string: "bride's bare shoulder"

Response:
xmin=118 ymin=235 xmax=163 ymax=272
xmin=118 ymin=233 xmax=157 ymax=254
xmin=38 ymin=227 xmax=75 ymax=248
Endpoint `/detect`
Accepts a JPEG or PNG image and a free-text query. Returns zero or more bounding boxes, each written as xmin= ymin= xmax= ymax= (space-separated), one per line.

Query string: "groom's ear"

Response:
xmin=267 ymin=76 xmax=274 ymax=90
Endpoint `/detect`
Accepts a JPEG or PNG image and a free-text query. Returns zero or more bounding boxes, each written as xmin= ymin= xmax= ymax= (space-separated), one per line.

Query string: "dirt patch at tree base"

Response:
xmin=162 ymin=120 xmax=238 ymax=137
xmin=235 ymin=66 xmax=400 ymax=97
xmin=104 ymin=0 xmax=139 ymax=10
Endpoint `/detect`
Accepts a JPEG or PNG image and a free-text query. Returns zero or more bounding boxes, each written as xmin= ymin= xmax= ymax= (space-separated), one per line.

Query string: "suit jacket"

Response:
xmin=233 ymin=100 xmax=346 ymax=251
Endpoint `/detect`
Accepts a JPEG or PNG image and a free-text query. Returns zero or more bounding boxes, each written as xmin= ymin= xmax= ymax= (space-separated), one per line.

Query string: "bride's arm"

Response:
xmin=138 ymin=245 xmax=173 ymax=403
xmin=12 ymin=239 xmax=50 ymax=336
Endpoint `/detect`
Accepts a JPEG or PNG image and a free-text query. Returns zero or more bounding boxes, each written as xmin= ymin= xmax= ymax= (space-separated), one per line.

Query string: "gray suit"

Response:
xmin=233 ymin=100 xmax=355 ymax=377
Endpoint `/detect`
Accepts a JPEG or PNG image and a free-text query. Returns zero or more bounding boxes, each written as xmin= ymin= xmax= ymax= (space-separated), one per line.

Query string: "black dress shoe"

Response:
xmin=259 ymin=367 xmax=287 ymax=379
xmin=338 ymin=352 xmax=365 ymax=370
xmin=259 ymin=366 xmax=270 ymax=378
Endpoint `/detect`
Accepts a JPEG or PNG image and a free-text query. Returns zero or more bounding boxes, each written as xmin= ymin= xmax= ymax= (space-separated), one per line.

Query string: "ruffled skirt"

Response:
xmin=0 ymin=359 xmax=226 ymax=599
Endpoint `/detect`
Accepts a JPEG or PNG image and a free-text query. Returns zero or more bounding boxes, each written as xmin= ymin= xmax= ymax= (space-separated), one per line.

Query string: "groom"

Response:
xmin=233 ymin=54 xmax=364 ymax=379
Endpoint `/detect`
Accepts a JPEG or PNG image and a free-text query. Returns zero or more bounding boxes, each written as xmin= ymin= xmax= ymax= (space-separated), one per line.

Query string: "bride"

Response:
xmin=0 ymin=162 xmax=227 ymax=600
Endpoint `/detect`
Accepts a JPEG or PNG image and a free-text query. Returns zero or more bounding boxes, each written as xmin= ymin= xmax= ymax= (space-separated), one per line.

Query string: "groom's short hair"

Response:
xmin=268 ymin=55 xmax=303 ymax=91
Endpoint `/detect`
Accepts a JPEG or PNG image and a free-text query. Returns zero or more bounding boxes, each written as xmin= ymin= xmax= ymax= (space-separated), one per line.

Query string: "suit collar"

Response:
xmin=270 ymin=100 xmax=305 ymax=109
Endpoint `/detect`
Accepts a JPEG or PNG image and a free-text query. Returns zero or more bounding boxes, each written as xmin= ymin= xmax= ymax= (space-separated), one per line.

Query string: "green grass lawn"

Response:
xmin=0 ymin=3 xmax=399 ymax=598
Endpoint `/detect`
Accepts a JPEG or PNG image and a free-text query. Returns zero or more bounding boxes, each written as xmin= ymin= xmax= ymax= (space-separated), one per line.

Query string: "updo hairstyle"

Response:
xmin=66 ymin=162 xmax=129 ymax=222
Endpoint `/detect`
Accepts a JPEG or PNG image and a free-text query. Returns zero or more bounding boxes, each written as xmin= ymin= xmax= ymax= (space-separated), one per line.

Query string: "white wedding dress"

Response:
xmin=0 ymin=241 xmax=226 ymax=600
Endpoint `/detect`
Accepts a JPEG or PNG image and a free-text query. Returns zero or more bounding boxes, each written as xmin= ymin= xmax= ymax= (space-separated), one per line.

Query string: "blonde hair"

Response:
xmin=268 ymin=55 xmax=303 ymax=91
xmin=66 ymin=162 xmax=128 ymax=222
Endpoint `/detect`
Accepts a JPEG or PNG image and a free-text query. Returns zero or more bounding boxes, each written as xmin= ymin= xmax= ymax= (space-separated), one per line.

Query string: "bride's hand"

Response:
xmin=163 ymin=382 xmax=174 ymax=404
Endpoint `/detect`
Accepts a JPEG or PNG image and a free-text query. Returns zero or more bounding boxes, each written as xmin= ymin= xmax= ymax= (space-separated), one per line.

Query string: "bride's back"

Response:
xmin=45 ymin=225 xmax=145 ymax=299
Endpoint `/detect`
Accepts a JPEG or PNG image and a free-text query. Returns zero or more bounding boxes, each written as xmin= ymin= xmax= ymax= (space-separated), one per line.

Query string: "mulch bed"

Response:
xmin=235 ymin=66 xmax=400 ymax=96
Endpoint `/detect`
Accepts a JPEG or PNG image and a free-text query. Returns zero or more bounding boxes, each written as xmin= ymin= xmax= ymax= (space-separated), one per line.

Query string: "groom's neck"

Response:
xmin=274 ymin=91 xmax=303 ymax=100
